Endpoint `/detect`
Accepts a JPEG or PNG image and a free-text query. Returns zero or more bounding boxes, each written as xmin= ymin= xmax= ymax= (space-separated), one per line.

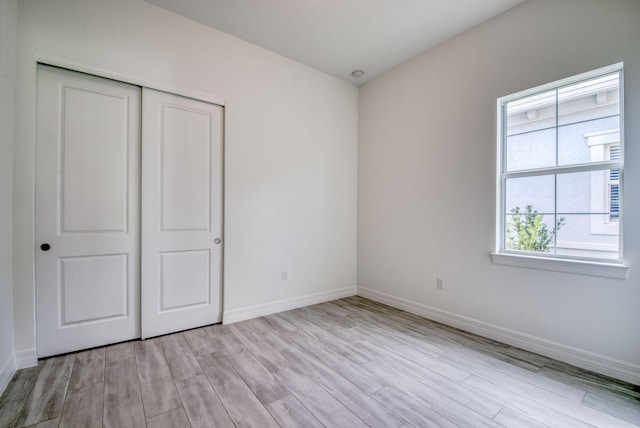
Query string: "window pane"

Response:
xmin=505 ymin=213 xmax=558 ymax=253
xmin=506 ymin=128 xmax=556 ymax=171
xmin=557 ymin=116 xmax=620 ymax=166
xmin=505 ymin=175 xmax=555 ymax=215
xmin=556 ymin=171 xmax=594 ymax=214
xmin=557 ymin=170 xmax=620 ymax=222
xmin=557 ymin=72 xmax=620 ymax=127
xmin=555 ymin=214 xmax=619 ymax=259
xmin=506 ymin=89 xmax=556 ymax=135
xmin=505 ymin=89 xmax=557 ymax=172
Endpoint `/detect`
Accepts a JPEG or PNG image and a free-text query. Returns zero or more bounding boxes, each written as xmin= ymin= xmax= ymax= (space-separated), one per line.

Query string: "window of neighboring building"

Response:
xmin=608 ymin=144 xmax=621 ymax=222
xmin=586 ymin=129 xmax=620 ymax=237
xmin=492 ymin=64 xmax=628 ymax=278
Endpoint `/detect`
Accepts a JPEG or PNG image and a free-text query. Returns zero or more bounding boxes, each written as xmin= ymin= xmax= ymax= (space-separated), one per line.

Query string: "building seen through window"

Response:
xmin=499 ymin=66 xmax=623 ymax=261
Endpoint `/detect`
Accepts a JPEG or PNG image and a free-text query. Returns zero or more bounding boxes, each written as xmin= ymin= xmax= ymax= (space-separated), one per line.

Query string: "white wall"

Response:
xmin=0 ymin=0 xmax=17 ymax=392
xmin=358 ymin=0 xmax=640 ymax=383
xmin=14 ymin=0 xmax=358 ymax=358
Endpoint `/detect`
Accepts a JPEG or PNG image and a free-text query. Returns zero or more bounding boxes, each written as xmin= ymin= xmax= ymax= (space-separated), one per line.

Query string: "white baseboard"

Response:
xmin=15 ymin=348 xmax=37 ymax=369
xmin=0 ymin=353 xmax=16 ymax=396
xmin=357 ymin=286 xmax=640 ymax=385
xmin=223 ymin=286 xmax=357 ymax=325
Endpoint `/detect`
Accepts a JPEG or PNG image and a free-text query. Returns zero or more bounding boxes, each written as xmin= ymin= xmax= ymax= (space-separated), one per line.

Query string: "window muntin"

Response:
xmin=498 ymin=65 xmax=623 ymax=262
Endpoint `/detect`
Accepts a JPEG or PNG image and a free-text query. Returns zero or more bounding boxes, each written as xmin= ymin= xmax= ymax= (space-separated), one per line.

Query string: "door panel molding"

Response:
xmin=35 ymin=53 xmax=226 ymax=107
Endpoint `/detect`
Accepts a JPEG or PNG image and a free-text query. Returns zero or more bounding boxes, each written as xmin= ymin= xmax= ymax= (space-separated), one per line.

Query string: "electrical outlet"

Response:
xmin=436 ymin=278 xmax=444 ymax=290
xmin=282 ymin=271 xmax=288 ymax=281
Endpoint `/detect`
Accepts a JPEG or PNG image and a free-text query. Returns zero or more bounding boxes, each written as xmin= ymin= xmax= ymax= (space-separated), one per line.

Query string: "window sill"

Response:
xmin=490 ymin=252 xmax=629 ymax=279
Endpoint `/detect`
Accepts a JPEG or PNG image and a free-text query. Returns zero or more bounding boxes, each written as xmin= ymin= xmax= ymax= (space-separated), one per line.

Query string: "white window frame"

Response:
xmin=491 ymin=63 xmax=628 ymax=279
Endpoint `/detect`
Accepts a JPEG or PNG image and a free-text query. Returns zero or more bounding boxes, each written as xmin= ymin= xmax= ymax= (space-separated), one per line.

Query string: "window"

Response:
xmin=492 ymin=64 xmax=628 ymax=278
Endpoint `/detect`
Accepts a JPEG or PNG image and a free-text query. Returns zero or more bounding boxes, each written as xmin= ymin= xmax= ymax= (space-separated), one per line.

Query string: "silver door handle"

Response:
xmin=214 ymin=238 xmax=222 ymax=244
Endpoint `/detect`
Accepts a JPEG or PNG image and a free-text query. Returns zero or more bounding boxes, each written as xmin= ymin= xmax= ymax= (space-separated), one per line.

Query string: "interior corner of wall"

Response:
xmin=14 ymin=347 xmax=37 ymax=370
xmin=0 ymin=351 xmax=16 ymax=396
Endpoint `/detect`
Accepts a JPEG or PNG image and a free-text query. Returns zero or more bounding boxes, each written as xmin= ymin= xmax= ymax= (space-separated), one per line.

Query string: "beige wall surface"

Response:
xmin=358 ymin=0 xmax=640 ymax=380
xmin=0 ymin=0 xmax=17 ymax=386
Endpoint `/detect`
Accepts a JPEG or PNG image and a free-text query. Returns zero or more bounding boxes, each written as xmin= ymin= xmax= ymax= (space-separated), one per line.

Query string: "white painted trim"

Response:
xmin=35 ymin=52 xmax=226 ymax=107
xmin=357 ymin=286 xmax=640 ymax=385
xmin=586 ymin=129 xmax=620 ymax=146
xmin=15 ymin=348 xmax=37 ymax=369
xmin=223 ymin=286 xmax=357 ymax=324
xmin=491 ymin=252 xmax=628 ymax=279
xmin=0 ymin=353 xmax=15 ymax=396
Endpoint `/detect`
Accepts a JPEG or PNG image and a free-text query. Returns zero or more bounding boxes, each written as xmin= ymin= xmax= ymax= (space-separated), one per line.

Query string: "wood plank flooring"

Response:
xmin=1 ymin=296 xmax=639 ymax=427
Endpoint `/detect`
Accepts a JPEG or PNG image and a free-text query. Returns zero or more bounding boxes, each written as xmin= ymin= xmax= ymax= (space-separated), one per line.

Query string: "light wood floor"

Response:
xmin=1 ymin=296 xmax=639 ymax=427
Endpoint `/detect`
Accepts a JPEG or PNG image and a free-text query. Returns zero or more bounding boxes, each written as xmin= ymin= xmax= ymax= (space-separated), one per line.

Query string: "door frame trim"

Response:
xmin=36 ymin=52 xmax=226 ymax=107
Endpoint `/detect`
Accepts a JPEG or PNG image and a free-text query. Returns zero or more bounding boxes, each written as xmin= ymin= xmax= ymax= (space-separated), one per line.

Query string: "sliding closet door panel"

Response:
xmin=142 ymin=88 xmax=223 ymax=339
xmin=35 ymin=65 xmax=141 ymax=357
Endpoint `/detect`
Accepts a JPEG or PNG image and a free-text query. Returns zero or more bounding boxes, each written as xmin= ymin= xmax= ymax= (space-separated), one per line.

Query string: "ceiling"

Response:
xmin=144 ymin=0 xmax=526 ymax=85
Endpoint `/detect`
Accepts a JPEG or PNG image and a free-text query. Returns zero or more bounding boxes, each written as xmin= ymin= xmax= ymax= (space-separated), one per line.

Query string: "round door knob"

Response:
xmin=40 ymin=243 xmax=51 ymax=251
xmin=214 ymin=238 xmax=222 ymax=244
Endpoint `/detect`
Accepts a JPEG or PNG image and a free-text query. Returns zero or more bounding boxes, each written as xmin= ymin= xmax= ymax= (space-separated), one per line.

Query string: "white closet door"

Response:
xmin=141 ymin=88 xmax=223 ymax=339
xmin=35 ymin=65 xmax=141 ymax=357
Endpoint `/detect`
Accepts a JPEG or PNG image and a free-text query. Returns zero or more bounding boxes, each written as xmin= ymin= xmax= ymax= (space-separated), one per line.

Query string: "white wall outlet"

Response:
xmin=282 ymin=271 xmax=288 ymax=281
xmin=436 ymin=278 xmax=444 ymax=290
